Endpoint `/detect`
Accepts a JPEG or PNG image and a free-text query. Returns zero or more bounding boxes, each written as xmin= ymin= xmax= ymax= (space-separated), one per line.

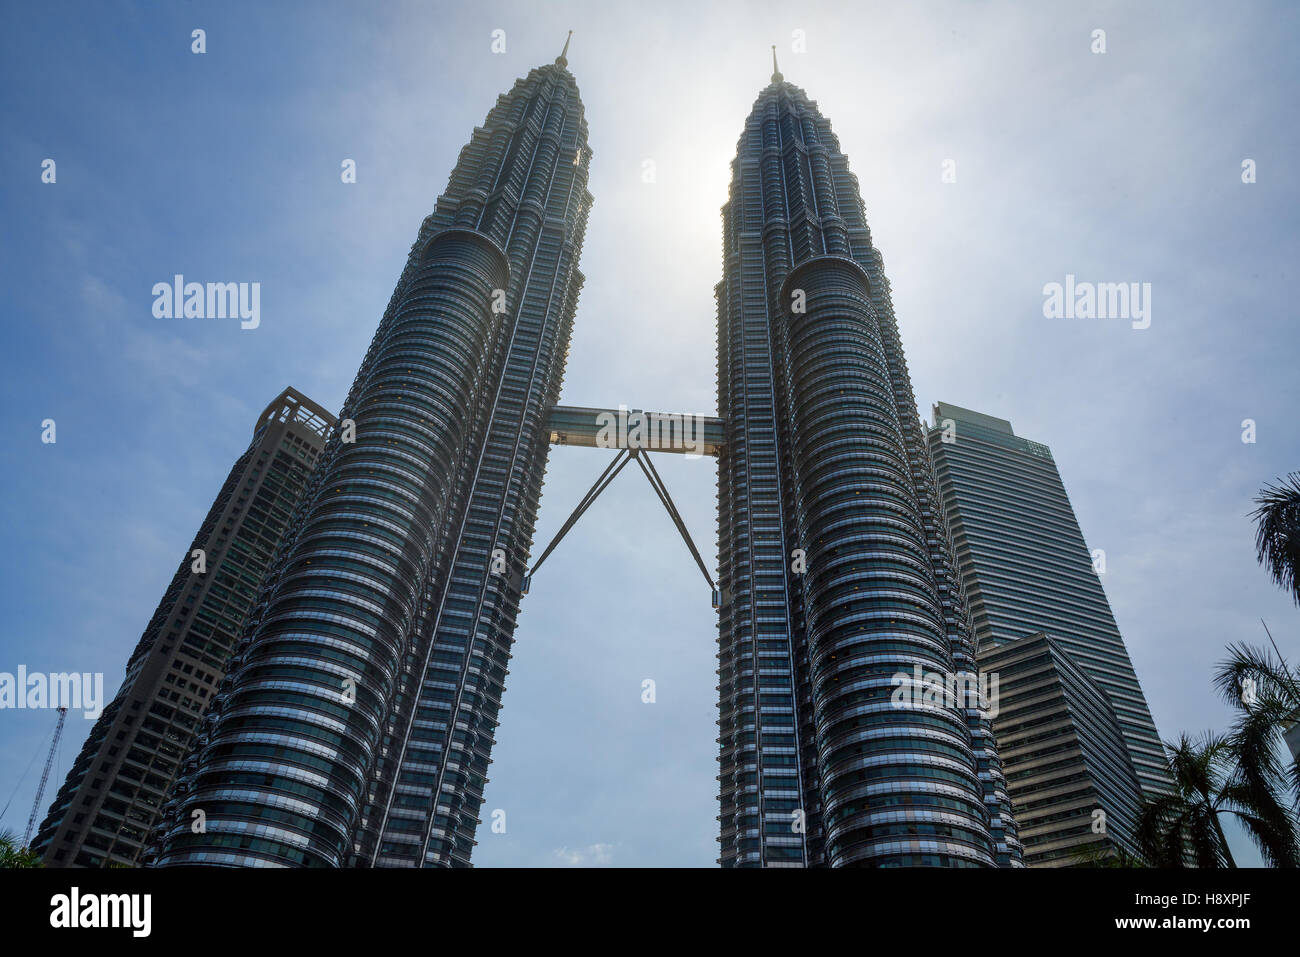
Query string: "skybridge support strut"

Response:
xmin=527 ymin=448 xmax=632 ymax=584
xmin=525 ymin=448 xmax=717 ymax=598
xmin=633 ymin=449 xmax=715 ymax=592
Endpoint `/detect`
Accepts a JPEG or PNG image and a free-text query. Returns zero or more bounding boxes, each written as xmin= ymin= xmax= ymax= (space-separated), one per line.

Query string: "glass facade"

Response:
xmin=979 ymin=633 xmax=1146 ymax=866
xmin=926 ymin=402 xmax=1173 ymax=800
xmin=152 ymin=53 xmax=592 ymax=867
xmin=32 ymin=388 xmax=334 ymax=866
xmin=714 ymin=68 xmax=1020 ymax=867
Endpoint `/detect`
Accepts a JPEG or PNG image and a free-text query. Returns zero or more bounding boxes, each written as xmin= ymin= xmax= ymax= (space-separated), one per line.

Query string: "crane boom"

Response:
xmin=24 ymin=707 xmax=68 ymax=850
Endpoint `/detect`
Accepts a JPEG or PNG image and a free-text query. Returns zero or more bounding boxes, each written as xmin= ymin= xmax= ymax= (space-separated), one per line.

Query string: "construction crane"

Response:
xmin=23 ymin=707 xmax=67 ymax=850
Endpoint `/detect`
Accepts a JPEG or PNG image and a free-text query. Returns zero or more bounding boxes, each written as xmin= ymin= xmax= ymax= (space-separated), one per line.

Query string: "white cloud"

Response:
xmin=551 ymin=843 xmax=616 ymax=867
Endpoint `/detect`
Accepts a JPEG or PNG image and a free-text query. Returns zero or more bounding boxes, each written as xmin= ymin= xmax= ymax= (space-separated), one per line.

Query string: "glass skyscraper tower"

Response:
xmin=153 ymin=45 xmax=592 ymax=867
xmin=926 ymin=402 xmax=1172 ymax=798
xmin=714 ymin=58 xmax=1020 ymax=867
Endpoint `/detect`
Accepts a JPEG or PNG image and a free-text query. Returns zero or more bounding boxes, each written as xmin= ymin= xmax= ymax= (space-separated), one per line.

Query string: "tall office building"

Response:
xmin=926 ymin=402 xmax=1172 ymax=800
xmin=153 ymin=45 xmax=592 ymax=867
xmin=980 ymin=633 xmax=1146 ymax=866
xmin=31 ymin=387 xmax=334 ymax=866
xmin=714 ymin=58 xmax=1020 ymax=867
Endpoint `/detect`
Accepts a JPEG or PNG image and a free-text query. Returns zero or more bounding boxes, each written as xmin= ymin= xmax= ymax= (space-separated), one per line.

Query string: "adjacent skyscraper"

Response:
xmin=152 ymin=45 xmax=592 ymax=867
xmin=32 ymin=387 xmax=334 ymax=866
xmin=926 ymin=402 xmax=1171 ymax=799
xmin=980 ymin=633 xmax=1146 ymax=865
xmin=714 ymin=57 xmax=1020 ymax=867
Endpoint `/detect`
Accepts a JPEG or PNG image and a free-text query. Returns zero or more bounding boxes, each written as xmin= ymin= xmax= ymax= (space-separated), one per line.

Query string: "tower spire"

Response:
xmin=557 ymin=30 xmax=572 ymax=67
xmin=771 ymin=44 xmax=783 ymax=82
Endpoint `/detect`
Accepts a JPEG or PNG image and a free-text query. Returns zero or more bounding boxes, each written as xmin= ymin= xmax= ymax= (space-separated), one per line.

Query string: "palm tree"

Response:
xmin=1214 ymin=640 xmax=1300 ymax=817
xmin=1138 ymin=475 xmax=1300 ymax=867
xmin=1070 ymin=844 xmax=1146 ymax=868
xmin=1137 ymin=732 xmax=1300 ymax=867
xmin=1252 ymin=472 xmax=1300 ymax=607
xmin=0 ymin=829 xmax=43 ymax=868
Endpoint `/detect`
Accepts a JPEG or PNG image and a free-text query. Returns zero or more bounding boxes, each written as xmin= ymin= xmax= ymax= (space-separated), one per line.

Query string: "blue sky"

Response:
xmin=1 ymin=0 xmax=1296 ymax=867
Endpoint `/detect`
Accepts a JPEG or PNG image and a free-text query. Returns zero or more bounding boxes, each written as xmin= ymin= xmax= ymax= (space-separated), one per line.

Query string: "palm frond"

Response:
xmin=1220 ymin=781 xmax=1300 ymax=867
xmin=1137 ymin=795 xmax=1189 ymax=867
xmin=1213 ymin=642 xmax=1300 ymax=714
xmin=1252 ymin=472 xmax=1300 ymax=606
xmin=0 ymin=828 xmax=42 ymax=868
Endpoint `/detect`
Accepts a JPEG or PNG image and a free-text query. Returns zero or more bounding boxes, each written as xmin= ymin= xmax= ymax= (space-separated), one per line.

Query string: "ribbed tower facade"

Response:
xmin=152 ymin=48 xmax=592 ymax=867
xmin=715 ymin=63 xmax=1020 ymax=867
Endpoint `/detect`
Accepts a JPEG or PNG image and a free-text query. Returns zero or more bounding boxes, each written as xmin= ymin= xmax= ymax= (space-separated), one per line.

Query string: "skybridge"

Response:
xmin=546 ymin=405 xmax=725 ymax=456
xmin=529 ymin=404 xmax=725 ymax=604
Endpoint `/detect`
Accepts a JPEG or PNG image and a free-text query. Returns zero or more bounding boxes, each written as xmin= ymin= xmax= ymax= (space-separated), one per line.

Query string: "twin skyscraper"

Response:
xmin=34 ymin=41 xmax=1169 ymax=868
